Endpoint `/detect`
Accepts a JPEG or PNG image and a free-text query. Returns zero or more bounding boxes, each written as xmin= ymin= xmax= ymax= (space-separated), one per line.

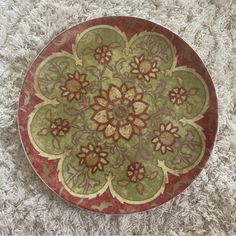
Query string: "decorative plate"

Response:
xmin=18 ymin=16 xmax=218 ymax=214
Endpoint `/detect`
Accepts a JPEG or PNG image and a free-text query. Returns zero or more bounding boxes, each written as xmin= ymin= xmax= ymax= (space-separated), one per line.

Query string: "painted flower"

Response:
xmin=94 ymin=45 xmax=112 ymax=64
xmin=152 ymin=122 xmax=180 ymax=154
xmin=91 ymin=84 xmax=149 ymax=141
xmin=169 ymin=87 xmax=187 ymax=105
xmin=37 ymin=111 xmax=71 ymax=149
xmin=127 ymin=162 xmax=145 ymax=182
xmin=130 ymin=54 xmax=159 ymax=82
xmin=50 ymin=118 xmax=70 ymax=137
xmin=77 ymin=143 xmax=109 ymax=173
xmin=60 ymin=71 xmax=89 ymax=101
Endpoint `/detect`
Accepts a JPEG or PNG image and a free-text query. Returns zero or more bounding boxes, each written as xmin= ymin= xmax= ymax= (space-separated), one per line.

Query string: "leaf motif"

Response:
xmin=87 ymin=66 xmax=101 ymax=79
xmin=91 ymin=201 xmax=113 ymax=211
xmin=172 ymin=153 xmax=182 ymax=164
xmin=83 ymin=47 xmax=93 ymax=55
xmin=172 ymin=179 xmax=189 ymax=193
xmin=127 ymin=21 xmax=138 ymax=29
xmin=136 ymin=41 xmax=148 ymax=50
xmin=186 ymin=103 xmax=193 ymax=114
xmin=59 ymin=76 xmax=67 ymax=84
xmin=115 ymin=58 xmax=126 ymax=73
xmin=88 ymin=178 xmax=100 ymax=188
xmin=109 ymin=147 xmax=115 ymax=154
xmin=60 ymin=61 xmax=69 ymax=71
xmin=146 ymin=171 xmax=158 ymax=180
xmin=40 ymin=74 xmax=58 ymax=94
xmin=154 ymin=80 xmax=166 ymax=94
xmin=149 ymin=40 xmax=156 ymax=48
xmin=118 ymin=180 xmax=129 ymax=187
xmin=86 ymin=136 xmax=93 ymax=141
xmin=63 ymin=105 xmax=79 ymax=116
xmin=151 ymin=44 xmax=160 ymax=55
xmin=88 ymin=80 xmax=99 ymax=93
xmin=49 ymin=61 xmax=69 ymax=73
xmin=172 ymin=152 xmax=192 ymax=164
xmin=119 ymin=209 xmax=127 ymax=214
xmin=23 ymin=91 xmax=30 ymax=107
xmin=159 ymin=107 xmax=176 ymax=119
xmin=187 ymin=142 xmax=200 ymax=150
xmin=96 ymin=33 xmax=103 ymax=45
xmin=77 ymin=198 xmax=84 ymax=205
xmin=72 ymin=130 xmax=84 ymax=144
xmin=186 ymin=130 xmax=194 ymax=141
xmin=188 ymin=88 xmax=199 ymax=96
xmin=53 ymin=34 xmax=71 ymax=46
xmin=38 ymin=128 xmax=49 ymax=136
xmin=45 ymin=110 xmax=52 ymax=121
xmin=66 ymin=164 xmax=84 ymax=186
xmin=176 ymin=76 xmax=184 ymax=86
xmin=109 ymin=42 xmax=120 ymax=48
xmin=67 ymin=164 xmax=79 ymax=175
xmin=136 ymin=182 xmax=144 ymax=195
xmin=48 ymin=84 xmax=56 ymax=93
xmin=41 ymin=162 xmax=50 ymax=178
xmin=52 ymin=138 xmax=60 ymax=149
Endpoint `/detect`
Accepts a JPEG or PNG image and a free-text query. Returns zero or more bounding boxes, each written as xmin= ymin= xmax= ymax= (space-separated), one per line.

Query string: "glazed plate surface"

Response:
xmin=18 ymin=16 xmax=218 ymax=214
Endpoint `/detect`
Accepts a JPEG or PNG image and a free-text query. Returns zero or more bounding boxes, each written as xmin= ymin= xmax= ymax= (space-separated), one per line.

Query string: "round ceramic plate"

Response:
xmin=18 ymin=16 xmax=218 ymax=214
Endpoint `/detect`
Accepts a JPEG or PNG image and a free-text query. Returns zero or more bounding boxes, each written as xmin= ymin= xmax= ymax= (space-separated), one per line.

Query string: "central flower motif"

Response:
xmin=91 ymin=84 xmax=149 ymax=141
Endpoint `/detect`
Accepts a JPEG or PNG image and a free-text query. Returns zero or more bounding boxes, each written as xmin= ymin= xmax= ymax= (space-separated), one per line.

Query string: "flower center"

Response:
xmin=159 ymin=131 xmax=175 ymax=146
xmin=139 ymin=60 xmax=152 ymax=74
xmin=65 ymin=79 xmax=81 ymax=92
xmin=85 ymin=153 xmax=99 ymax=167
xmin=113 ymin=105 xmax=129 ymax=120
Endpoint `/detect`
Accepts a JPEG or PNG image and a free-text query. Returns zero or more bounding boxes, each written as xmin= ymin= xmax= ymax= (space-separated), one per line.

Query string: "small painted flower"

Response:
xmin=91 ymin=84 xmax=149 ymax=141
xmin=60 ymin=71 xmax=89 ymax=101
xmin=127 ymin=162 xmax=145 ymax=182
xmin=94 ymin=45 xmax=112 ymax=64
xmin=169 ymin=87 xmax=187 ymax=105
xmin=77 ymin=143 xmax=109 ymax=173
xmin=130 ymin=54 xmax=159 ymax=82
xmin=152 ymin=122 xmax=180 ymax=154
xmin=50 ymin=118 xmax=70 ymax=137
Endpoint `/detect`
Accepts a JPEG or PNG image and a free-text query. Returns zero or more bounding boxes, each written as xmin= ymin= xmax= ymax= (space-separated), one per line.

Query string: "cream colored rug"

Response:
xmin=0 ymin=0 xmax=235 ymax=235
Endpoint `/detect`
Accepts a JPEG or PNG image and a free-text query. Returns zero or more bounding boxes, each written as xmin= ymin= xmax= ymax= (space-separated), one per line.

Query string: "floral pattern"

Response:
xmin=37 ymin=110 xmax=71 ymax=149
xmin=18 ymin=17 xmax=217 ymax=214
xmin=151 ymin=122 xmax=180 ymax=154
xmin=169 ymin=87 xmax=187 ymax=105
xmin=60 ymin=71 xmax=89 ymax=101
xmin=130 ymin=54 xmax=159 ymax=81
xmin=50 ymin=118 xmax=70 ymax=137
xmin=94 ymin=45 xmax=112 ymax=64
xmin=91 ymin=84 xmax=149 ymax=141
xmin=77 ymin=143 xmax=108 ymax=173
xmin=127 ymin=162 xmax=145 ymax=182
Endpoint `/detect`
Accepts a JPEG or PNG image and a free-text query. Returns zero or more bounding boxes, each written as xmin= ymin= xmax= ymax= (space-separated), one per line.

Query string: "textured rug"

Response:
xmin=0 ymin=0 xmax=236 ymax=235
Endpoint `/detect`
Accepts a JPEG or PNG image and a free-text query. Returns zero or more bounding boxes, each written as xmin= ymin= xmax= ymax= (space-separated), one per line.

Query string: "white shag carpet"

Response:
xmin=0 ymin=0 xmax=236 ymax=235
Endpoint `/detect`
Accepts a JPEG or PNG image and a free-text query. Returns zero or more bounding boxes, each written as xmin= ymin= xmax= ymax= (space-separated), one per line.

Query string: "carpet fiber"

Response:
xmin=0 ymin=0 xmax=236 ymax=235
